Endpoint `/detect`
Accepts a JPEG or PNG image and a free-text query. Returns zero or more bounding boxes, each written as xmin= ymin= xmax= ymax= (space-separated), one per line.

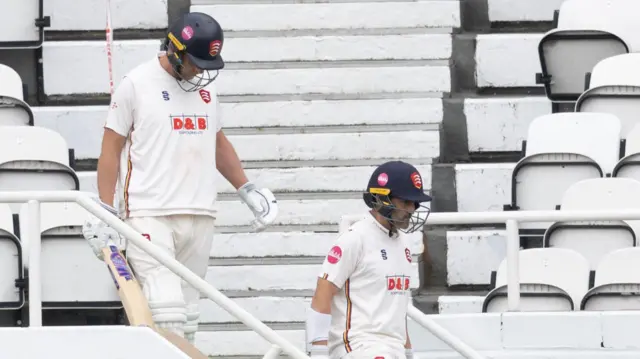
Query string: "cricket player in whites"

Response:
xmin=306 ymin=161 xmax=432 ymax=359
xmin=81 ymin=12 xmax=278 ymax=344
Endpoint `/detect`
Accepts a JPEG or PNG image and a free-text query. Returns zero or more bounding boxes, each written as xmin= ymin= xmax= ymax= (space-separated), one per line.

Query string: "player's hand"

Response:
xmin=82 ymin=199 xmax=125 ymax=260
xmin=237 ymin=182 xmax=278 ymax=232
xmin=308 ymin=344 xmax=329 ymax=359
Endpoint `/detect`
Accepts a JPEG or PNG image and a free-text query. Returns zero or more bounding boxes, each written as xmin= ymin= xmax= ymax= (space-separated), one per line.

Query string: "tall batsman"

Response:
xmin=82 ymin=12 xmax=278 ymax=343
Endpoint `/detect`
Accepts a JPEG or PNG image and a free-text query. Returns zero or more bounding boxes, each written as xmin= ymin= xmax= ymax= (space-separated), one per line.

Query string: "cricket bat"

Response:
xmin=102 ymin=244 xmax=208 ymax=359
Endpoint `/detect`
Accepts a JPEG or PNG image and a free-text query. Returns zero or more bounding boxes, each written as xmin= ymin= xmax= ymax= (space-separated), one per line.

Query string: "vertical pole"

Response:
xmin=505 ymin=219 xmax=520 ymax=311
xmin=28 ymin=200 xmax=42 ymax=326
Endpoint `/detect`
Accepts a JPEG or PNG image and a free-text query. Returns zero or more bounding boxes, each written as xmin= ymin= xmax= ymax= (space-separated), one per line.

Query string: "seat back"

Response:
xmin=0 ymin=203 xmax=23 ymax=310
xmin=0 ymin=126 xmax=78 ymax=212
xmin=489 ymin=248 xmax=590 ymax=310
xmin=0 ymin=65 xmax=32 ymax=126
xmin=512 ymin=113 xmax=620 ymax=230
xmin=582 ymin=248 xmax=640 ymax=311
xmin=536 ymin=0 xmax=640 ymax=101
xmin=19 ymin=202 xmax=120 ymax=308
xmin=496 ymin=248 xmax=590 ymax=304
xmin=545 ymin=178 xmax=640 ymax=271
xmin=576 ymin=54 xmax=640 ymax=138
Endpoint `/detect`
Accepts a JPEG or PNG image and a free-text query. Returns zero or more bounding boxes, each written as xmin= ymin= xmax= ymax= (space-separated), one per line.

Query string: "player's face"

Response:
xmin=390 ymin=197 xmax=416 ymax=229
xmin=180 ymin=56 xmax=204 ymax=81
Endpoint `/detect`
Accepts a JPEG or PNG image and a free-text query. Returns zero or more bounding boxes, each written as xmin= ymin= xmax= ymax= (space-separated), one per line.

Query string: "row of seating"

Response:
xmin=506 ymin=113 xmax=640 ymax=231
xmin=0 ymin=202 xmax=120 ymax=310
xmin=0 ymin=69 xmax=117 ymax=320
xmin=484 ymin=246 xmax=640 ymax=313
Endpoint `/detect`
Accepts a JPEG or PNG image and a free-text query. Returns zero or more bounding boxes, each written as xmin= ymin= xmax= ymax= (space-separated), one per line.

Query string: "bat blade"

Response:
xmin=102 ymin=245 xmax=208 ymax=359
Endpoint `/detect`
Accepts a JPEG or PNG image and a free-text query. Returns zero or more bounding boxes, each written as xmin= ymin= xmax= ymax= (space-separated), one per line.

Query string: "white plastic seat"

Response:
xmin=0 ymin=65 xmax=33 ymax=126
xmin=19 ymin=202 xmax=120 ymax=309
xmin=0 ymin=203 xmax=24 ymax=311
xmin=507 ymin=113 xmax=621 ymax=231
xmin=483 ymin=248 xmax=590 ymax=312
xmin=581 ymin=248 xmax=640 ymax=310
xmin=576 ymin=54 xmax=640 ymax=138
xmin=544 ymin=178 xmax=640 ymax=273
xmin=536 ymin=0 xmax=640 ymax=102
xmin=0 ymin=126 xmax=78 ymax=212
xmin=612 ymin=124 xmax=640 ymax=179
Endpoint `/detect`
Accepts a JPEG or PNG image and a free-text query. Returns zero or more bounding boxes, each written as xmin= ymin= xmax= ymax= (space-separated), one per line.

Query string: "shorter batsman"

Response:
xmin=306 ymin=161 xmax=432 ymax=359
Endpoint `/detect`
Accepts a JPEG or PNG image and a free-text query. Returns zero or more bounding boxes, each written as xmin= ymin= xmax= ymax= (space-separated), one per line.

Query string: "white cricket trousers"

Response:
xmin=124 ymin=214 xmax=215 ymax=343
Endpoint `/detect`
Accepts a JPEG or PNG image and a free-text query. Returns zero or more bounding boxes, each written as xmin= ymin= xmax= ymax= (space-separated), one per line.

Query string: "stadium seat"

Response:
xmin=18 ymin=202 xmax=120 ymax=309
xmin=0 ymin=64 xmax=33 ymax=126
xmin=576 ymin=53 xmax=640 ymax=139
xmin=612 ymin=124 xmax=640 ymax=179
xmin=0 ymin=203 xmax=25 ymax=319
xmin=483 ymin=248 xmax=590 ymax=312
xmin=506 ymin=113 xmax=621 ymax=232
xmin=536 ymin=0 xmax=639 ymax=102
xmin=581 ymin=248 xmax=640 ymax=310
xmin=0 ymin=126 xmax=78 ymax=212
xmin=544 ymin=178 xmax=640 ymax=276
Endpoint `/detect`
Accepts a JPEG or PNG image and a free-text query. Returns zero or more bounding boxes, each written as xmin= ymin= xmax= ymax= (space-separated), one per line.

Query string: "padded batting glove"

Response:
xmin=237 ymin=181 xmax=278 ymax=232
xmin=82 ymin=198 xmax=125 ymax=260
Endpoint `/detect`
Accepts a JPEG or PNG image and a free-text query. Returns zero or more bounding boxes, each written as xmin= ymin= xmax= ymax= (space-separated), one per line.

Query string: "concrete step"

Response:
xmin=33 ymin=97 xmax=443 ymax=128
xmin=45 ymin=58 xmax=450 ymax=97
xmin=488 ymin=0 xmax=562 ymax=23
xmin=205 ymin=263 xmax=421 ymax=291
xmin=42 ymin=109 xmax=439 ymax=159
xmin=75 ymin=165 xmax=433 ymax=195
xmin=209 ymin=231 xmax=424 ymax=259
xmin=191 ymin=1 xmax=460 ymax=33
xmin=475 ymin=33 xmax=544 ymax=89
xmin=194 ymin=312 xmax=476 ymax=357
xmin=44 ymin=0 xmax=167 ymax=31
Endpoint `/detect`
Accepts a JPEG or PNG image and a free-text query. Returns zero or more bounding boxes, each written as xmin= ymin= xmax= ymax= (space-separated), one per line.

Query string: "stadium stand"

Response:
xmin=6 ymin=0 xmax=640 ymax=357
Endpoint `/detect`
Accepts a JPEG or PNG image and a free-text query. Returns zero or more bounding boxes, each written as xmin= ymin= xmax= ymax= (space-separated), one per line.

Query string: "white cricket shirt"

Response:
xmin=104 ymin=54 xmax=223 ymax=218
xmin=320 ymin=213 xmax=414 ymax=358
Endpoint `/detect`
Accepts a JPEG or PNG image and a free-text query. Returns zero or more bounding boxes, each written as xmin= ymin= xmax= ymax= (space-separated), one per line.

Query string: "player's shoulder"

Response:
xmin=121 ymin=57 xmax=158 ymax=83
xmin=335 ymin=219 xmax=369 ymax=245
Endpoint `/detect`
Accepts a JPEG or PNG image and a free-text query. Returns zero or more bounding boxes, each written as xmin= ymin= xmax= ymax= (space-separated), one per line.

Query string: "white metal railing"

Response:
xmin=5 ymin=191 xmax=307 ymax=359
xmin=340 ymin=208 xmax=640 ymax=359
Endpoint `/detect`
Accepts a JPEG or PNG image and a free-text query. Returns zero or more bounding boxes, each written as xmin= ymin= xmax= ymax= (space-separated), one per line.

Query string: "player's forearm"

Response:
xmin=216 ymin=131 xmax=248 ymax=189
xmin=97 ymin=153 xmax=120 ymax=206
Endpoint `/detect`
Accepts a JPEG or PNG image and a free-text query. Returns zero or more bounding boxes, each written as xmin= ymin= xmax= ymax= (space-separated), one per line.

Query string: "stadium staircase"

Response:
xmin=4 ymin=0 xmax=640 ymax=358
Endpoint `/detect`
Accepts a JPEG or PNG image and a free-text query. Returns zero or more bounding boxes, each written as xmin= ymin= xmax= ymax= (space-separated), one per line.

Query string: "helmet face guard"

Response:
xmin=164 ymin=37 xmax=219 ymax=92
xmin=163 ymin=12 xmax=225 ymax=92
xmin=365 ymin=189 xmax=431 ymax=234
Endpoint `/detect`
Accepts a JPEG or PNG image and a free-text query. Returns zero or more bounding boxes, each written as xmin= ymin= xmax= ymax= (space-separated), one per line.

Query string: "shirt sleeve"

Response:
xmin=319 ymin=230 xmax=363 ymax=290
xmin=104 ymin=76 xmax=135 ymax=137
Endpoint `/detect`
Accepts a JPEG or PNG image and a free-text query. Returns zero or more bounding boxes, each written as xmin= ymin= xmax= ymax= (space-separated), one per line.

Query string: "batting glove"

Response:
xmin=237 ymin=182 xmax=278 ymax=232
xmin=82 ymin=199 xmax=125 ymax=260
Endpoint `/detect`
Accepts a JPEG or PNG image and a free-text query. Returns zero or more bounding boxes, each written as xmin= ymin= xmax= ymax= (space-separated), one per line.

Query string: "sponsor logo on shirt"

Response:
xmin=170 ymin=114 xmax=209 ymax=135
xmin=327 ymin=245 xmax=342 ymax=264
xmin=405 ymin=248 xmax=412 ymax=263
xmin=387 ymin=275 xmax=410 ymax=295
